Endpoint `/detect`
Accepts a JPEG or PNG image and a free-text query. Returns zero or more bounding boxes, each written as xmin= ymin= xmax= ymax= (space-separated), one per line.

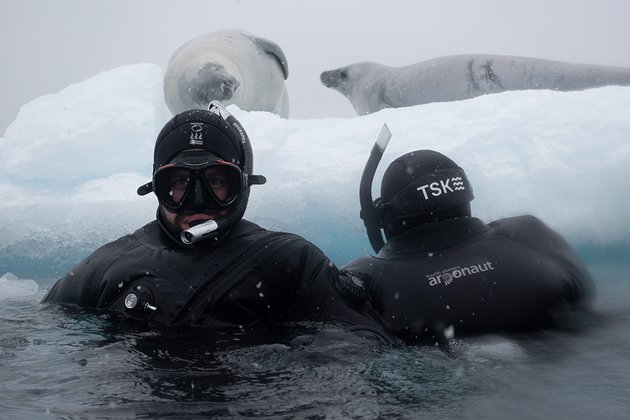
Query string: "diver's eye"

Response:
xmin=206 ymin=174 xmax=228 ymax=190
xmin=170 ymin=176 xmax=190 ymax=191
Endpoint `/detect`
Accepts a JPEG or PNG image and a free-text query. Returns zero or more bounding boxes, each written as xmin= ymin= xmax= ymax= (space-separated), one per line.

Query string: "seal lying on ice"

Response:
xmin=320 ymin=54 xmax=630 ymax=115
xmin=164 ymin=29 xmax=289 ymax=117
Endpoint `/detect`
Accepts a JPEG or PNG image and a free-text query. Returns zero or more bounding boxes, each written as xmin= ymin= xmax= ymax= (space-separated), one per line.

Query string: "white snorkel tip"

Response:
xmin=375 ymin=124 xmax=391 ymax=152
xmin=181 ymin=220 xmax=219 ymax=245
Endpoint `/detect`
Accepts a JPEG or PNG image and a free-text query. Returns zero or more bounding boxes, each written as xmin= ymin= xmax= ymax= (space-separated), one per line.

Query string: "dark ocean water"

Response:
xmin=1 ymin=260 xmax=629 ymax=420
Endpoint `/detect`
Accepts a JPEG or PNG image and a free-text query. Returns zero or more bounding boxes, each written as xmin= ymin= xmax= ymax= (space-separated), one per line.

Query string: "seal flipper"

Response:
xmin=249 ymin=35 xmax=289 ymax=79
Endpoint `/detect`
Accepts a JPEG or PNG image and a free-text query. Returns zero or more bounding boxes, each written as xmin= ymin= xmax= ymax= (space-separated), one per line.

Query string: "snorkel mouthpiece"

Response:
xmin=181 ymin=220 xmax=219 ymax=245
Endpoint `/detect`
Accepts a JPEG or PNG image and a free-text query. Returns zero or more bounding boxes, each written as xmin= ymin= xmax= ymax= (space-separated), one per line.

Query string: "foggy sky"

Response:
xmin=2 ymin=0 xmax=630 ymax=135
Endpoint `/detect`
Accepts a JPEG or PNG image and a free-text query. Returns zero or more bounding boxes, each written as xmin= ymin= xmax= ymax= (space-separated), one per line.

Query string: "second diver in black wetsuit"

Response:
xmin=343 ymin=147 xmax=595 ymax=343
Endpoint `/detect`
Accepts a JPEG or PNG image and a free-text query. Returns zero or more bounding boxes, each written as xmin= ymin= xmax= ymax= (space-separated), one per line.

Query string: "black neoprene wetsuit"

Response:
xmin=43 ymin=218 xmax=387 ymax=335
xmin=342 ymin=215 xmax=595 ymax=343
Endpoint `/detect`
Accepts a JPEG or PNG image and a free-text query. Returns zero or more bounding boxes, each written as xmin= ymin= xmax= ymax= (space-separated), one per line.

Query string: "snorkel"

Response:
xmin=359 ymin=124 xmax=391 ymax=253
xmin=180 ymin=101 xmax=265 ymax=244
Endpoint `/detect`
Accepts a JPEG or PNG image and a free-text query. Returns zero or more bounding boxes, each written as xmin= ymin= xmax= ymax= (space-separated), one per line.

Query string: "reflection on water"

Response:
xmin=1 ymin=263 xmax=629 ymax=419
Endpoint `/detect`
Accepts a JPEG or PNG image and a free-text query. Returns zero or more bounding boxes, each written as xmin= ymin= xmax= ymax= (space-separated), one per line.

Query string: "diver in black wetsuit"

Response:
xmin=343 ymin=147 xmax=595 ymax=343
xmin=42 ymin=103 xmax=387 ymax=339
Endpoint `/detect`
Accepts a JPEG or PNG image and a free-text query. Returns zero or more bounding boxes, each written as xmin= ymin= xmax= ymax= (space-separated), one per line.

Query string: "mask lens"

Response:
xmin=202 ymin=165 xmax=241 ymax=205
xmin=153 ymin=163 xmax=243 ymax=212
xmin=153 ymin=166 xmax=191 ymax=210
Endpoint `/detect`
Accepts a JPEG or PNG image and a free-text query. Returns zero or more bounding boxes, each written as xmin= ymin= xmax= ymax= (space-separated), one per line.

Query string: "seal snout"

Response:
xmin=319 ymin=70 xmax=341 ymax=88
xmin=184 ymin=63 xmax=240 ymax=107
xmin=320 ymin=70 xmax=335 ymax=87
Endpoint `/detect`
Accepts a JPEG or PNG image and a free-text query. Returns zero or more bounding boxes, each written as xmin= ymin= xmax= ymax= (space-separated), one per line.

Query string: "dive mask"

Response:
xmin=152 ymin=150 xmax=244 ymax=213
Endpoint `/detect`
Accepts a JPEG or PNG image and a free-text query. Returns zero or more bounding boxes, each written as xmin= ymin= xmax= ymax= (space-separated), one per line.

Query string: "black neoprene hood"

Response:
xmin=152 ymin=109 xmax=242 ymax=173
xmin=380 ymin=150 xmax=474 ymax=218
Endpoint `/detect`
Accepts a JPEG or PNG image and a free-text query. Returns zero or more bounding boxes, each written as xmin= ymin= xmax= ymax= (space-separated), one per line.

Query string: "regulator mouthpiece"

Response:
xmin=181 ymin=220 xmax=219 ymax=245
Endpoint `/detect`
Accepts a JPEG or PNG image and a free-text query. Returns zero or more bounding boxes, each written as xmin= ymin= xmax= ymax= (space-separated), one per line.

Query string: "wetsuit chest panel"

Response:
xmin=343 ymin=218 xmax=589 ymax=341
xmin=110 ymin=230 xmax=282 ymax=327
xmin=163 ymin=235 xmax=293 ymax=326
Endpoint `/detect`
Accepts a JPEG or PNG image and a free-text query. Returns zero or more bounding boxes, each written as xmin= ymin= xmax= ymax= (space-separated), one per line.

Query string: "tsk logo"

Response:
xmin=426 ymin=261 xmax=495 ymax=287
xmin=417 ymin=177 xmax=465 ymax=200
xmin=189 ymin=123 xmax=204 ymax=145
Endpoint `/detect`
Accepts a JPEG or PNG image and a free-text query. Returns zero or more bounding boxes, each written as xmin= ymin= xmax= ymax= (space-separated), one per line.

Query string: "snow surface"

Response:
xmin=1 ymin=63 xmax=629 ymax=276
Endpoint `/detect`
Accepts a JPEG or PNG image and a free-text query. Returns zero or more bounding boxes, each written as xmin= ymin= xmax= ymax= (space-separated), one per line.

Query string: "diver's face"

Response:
xmin=157 ymin=165 xmax=235 ymax=237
